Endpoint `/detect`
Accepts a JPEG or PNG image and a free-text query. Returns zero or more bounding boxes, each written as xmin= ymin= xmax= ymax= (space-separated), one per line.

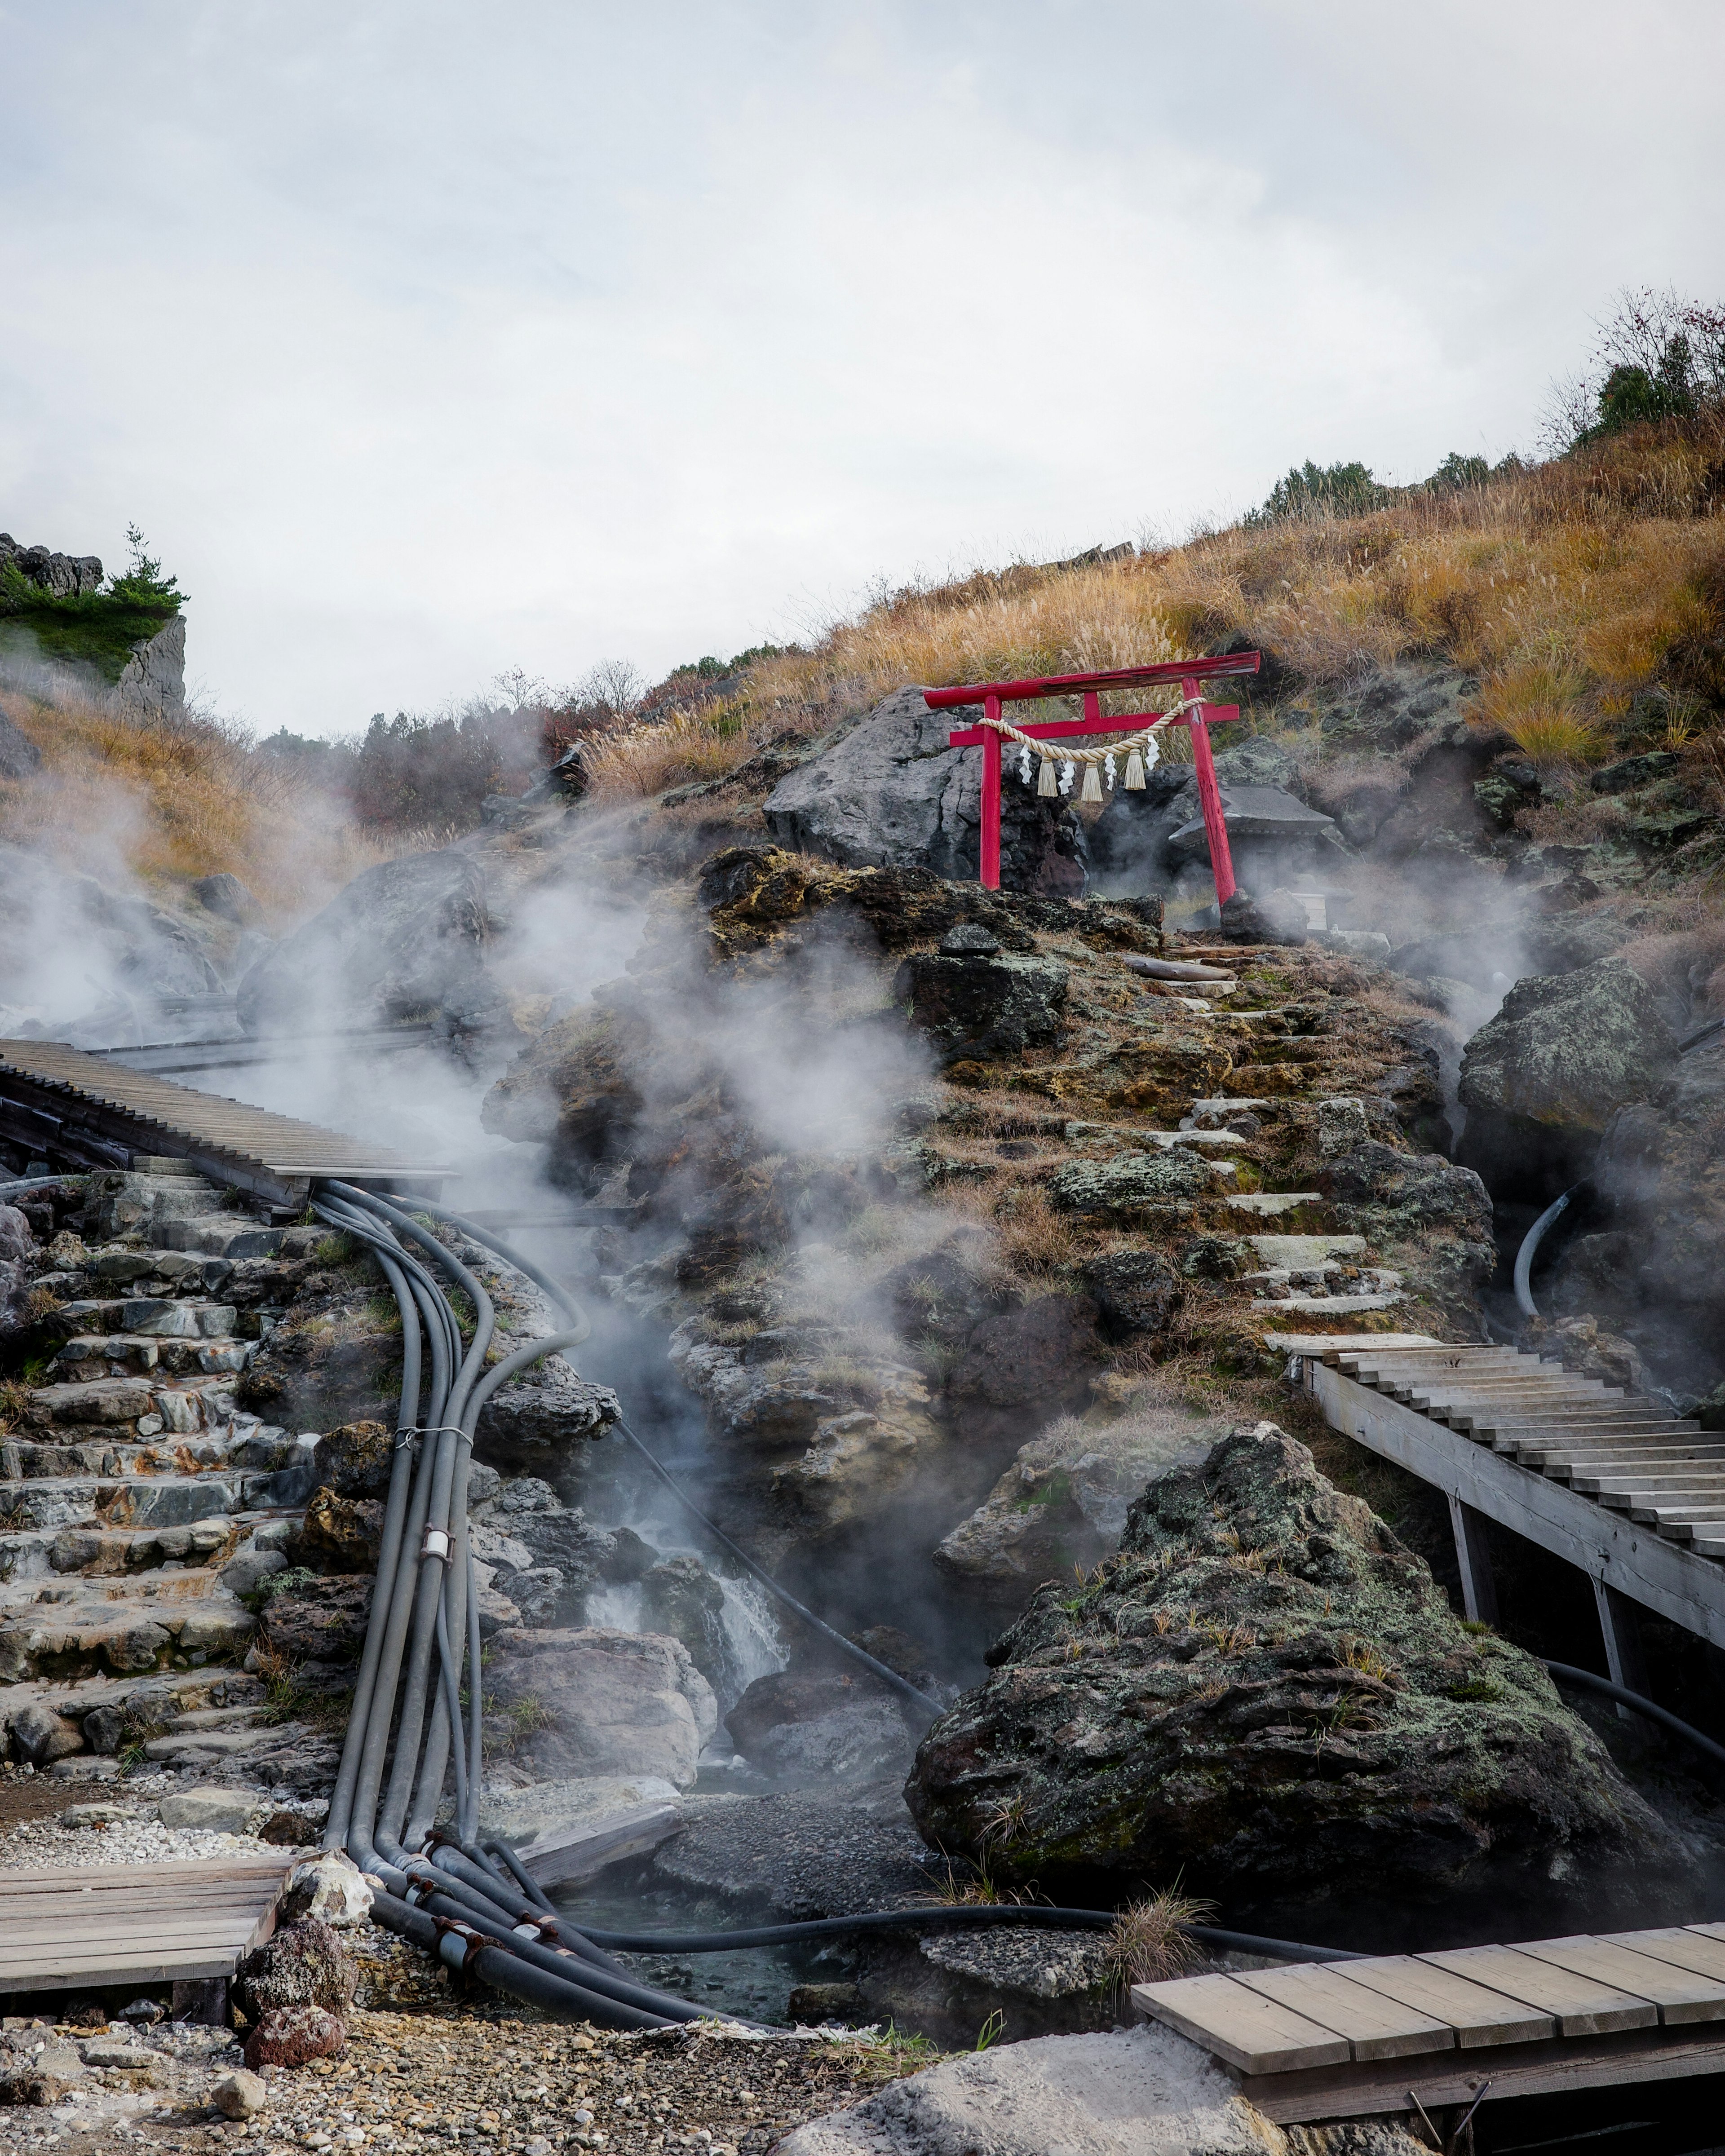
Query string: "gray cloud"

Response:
xmin=2 ymin=0 xmax=1721 ymax=732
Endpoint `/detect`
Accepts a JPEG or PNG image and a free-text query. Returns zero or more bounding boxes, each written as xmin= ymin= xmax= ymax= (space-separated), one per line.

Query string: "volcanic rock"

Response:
xmin=259 ymin=1574 xmax=373 ymax=1664
xmin=1458 ymin=955 xmax=1676 ymax=1193
xmin=762 ymin=684 xmax=1088 ymax=895
xmin=774 ymin=2022 xmax=1335 ymax=2156
xmin=243 ymin=2006 xmax=346 ymax=2071
xmin=947 ymin=1295 xmax=1104 ymax=1453
xmin=1080 ymin=1248 xmax=1183 ymax=1339
xmin=483 ymin=1625 xmax=718 ymax=1788
xmin=236 ymin=1917 xmax=356 ymax=2021
xmin=236 ymin=846 xmax=493 ymax=1034
xmin=906 ymin=1421 xmax=1680 ymax=1943
xmin=8 ymin=1702 xmax=84 ymax=1765
xmin=894 ymin=945 xmax=1069 ymax=1065
xmin=1048 ymin=1148 xmax=1214 ymax=1220
xmin=1316 ymin=1140 xmax=1496 ymax=1312
xmin=639 ymin=1554 xmax=730 ymax=1688
xmin=310 ymin=1419 xmax=392 ymax=1498
xmin=936 ymin=1399 xmax=1221 ymax=1612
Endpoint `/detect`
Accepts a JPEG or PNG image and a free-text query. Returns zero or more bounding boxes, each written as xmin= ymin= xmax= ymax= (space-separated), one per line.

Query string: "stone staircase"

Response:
xmin=1159 ymin=948 xmax=1408 ymax=1317
xmin=0 ymin=1163 xmax=331 ymax=1792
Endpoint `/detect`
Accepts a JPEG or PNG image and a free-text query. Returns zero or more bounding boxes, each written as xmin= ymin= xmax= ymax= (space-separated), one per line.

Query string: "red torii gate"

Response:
xmin=923 ymin=651 xmax=1261 ymax=899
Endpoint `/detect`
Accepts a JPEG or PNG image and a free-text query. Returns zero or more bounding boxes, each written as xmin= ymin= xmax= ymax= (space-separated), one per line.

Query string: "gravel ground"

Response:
xmin=650 ymin=1800 xmax=938 ymax=1921
xmin=0 ymin=2008 xmax=940 ymax=2156
xmin=0 ymin=1796 xmax=318 ymax=1874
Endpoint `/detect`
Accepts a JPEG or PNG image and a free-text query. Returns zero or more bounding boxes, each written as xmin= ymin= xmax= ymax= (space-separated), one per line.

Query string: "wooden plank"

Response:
xmin=1235 ymin=2025 xmax=1725 ymax=2125
xmin=2 ymin=1878 xmax=288 ymax=1903
xmin=518 ymin=1800 xmax=684 ymax=1889
xmin=1601 ymin=1929 xmax=1725 ymax=1983
xmin=1230 ymin=1964 xmax=1454 ymax=2060
xmin=1131 ymin=1974 xmax=1352 ymax=2073
xmin=7 ymin=1951 xmax=244 ymax=1989
xmin=1418 ymin=1945 xmax=1658 ymax=2034
xmin=1512 ymin=1936 xmax=1725 ymax=2023
xmin=8 ymin=1913 xmax=265 ymax=1945
xmin=1308 ymin=1362 xmax=1725 ymax=1651
xmin=1264 ymin=1334 xmax=1440 ymax=1359
xmin=0 ymin=1859 xmax=291 ymax=1890
xmin=1334 ymin=1953 xmax=1555 ymax=2046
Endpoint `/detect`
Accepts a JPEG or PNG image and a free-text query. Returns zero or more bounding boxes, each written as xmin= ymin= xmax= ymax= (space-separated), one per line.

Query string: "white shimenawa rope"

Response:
xmin=980 ymin=692 xmax=1206 ymax=803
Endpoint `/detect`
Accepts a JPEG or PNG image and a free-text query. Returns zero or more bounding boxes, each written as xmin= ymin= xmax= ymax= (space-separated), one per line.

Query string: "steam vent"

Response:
xmin=7 ymin=380 xmax=1725 ymax=2147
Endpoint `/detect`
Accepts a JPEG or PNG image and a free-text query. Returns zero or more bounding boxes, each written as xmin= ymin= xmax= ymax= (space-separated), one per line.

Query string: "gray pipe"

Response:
xmin=1513 ymin=1187 xmax=1575 ymax=1319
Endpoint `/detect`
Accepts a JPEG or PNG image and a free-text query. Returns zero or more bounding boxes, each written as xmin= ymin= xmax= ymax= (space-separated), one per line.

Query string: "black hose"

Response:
xmin=575 ymin=1904 xmax=1361 ymax=1962
xmin=319 ymin=1181 xmax=1359 ymax=2028
xmin=1543 ymin=1660 xmax=1725 ymax=1770
xmin=368 ymin=1891 xmax=675 ymax=2030
xmin=1678 ymin=1017 xmax=1725 ymax=1056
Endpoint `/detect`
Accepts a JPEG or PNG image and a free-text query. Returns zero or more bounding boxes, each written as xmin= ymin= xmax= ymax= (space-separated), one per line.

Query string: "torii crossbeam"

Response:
xmin=924 ymin=652 xmax=1261 ymax=898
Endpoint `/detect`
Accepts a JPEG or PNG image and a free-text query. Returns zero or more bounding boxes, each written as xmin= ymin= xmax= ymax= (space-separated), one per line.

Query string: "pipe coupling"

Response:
xmin=420 ymin=1526 xmax=452 ymax=1564
xmin=432 ymin=1917 xmax=488 ymax=1972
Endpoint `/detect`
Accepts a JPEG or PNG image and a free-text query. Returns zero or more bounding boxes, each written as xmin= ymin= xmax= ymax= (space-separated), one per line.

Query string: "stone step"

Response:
xmin=49 ymin=1332 xmax=252 ymax=1380
xmin=166 ymin=1702 xmax=274 ymax=1732
xmin=1254 ymin=1291 xmax=1405 ymax=1314
xmin=1247 ymin=1234 xmax=1368 ymax=1268
xmin=0 ymin=1473 xmax=247 ymax=1531
xmin=1226 ymin=1193 xmax=1322 ymax=1218
xmin=78 ymin=1248 xmax=218 ymax=1287
xmin=0 ymin=1577 xmax=259 ymax=1680
xmin=1 ymin=1516 xmax=293 ymax=1584
xmin=142 ymin=1726 xmax=275 ymax=1759
xmin=15 ymin=1373 xmax=239 ymax=1444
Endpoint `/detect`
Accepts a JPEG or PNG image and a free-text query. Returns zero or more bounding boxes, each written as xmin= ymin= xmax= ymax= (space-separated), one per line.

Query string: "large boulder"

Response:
xmin=482 ymin=1626 xmax=718 ymax=1788
xmin=1457 ymin=956 xmax=1676 ymax=1196
xmin=907 ymin=1422 xmax=1679 ymax=1945
xmin=894 ymin=925 xmax=1069 ymax=1065
xmin=946 ymin=1296 xmax=1104 ymax=1453
xmin=762 ymin=685 xmax=1088 ymax=896
xmin=237 ymin=848 xmax=493 ymax=1034
xmin=774 ymin=2022 xmax=1405 ymax=2156
xmin=935 ymin=1400 xmax=1221 ymax=1612
xmin=1316 ymin=1141 xmax=1497 ymax=1314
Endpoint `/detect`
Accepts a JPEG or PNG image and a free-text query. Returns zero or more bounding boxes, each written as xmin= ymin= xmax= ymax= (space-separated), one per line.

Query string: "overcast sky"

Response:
xmin=3 ymin=3 xmax=1721 ymax=737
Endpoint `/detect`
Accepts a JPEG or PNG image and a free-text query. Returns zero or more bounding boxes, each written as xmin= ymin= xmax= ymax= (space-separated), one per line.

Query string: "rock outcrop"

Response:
xmin=1457 ymin=955 xmax=1676 ymax=1195
xmin=776 ymin=2021 xmax=1421 ymax=2156
xmin=935 ymin=1399 xmax=1221 ymax=1612
xmin=762 ymin=685 xmax=1088 ymax=895
xmin=0 ymin=534 xmax=104 ymax=597
xmin=482 ymin=1625 xmax=719 ymax=1788
xmin=907 ymin=1422 xmax=1677 ymax=1944
xmin=237 ymin=848 xmax=495 ymax=1034
xmin=1088 ymin=737 xmax=1343 ymax=903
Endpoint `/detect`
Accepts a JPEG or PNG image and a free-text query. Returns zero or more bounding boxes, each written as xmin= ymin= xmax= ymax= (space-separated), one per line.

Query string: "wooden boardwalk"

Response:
xmin=1269 ymin=1334 xmax=1725 ymax=1668
xmin=0 ymin=1856 xmax=297 ymax=1996
xmin=1136 ymin=1924 xmax=1725 ymax=2121
xmin=0 ymin=1038 xmax=448 ymax=1203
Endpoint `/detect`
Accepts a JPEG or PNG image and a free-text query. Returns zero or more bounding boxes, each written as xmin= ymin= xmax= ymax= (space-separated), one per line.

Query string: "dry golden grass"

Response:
xmin=0 ymin=688 xmax=414 ymax=919
xmin=584 ymin=411 xmax=1725 ymax=802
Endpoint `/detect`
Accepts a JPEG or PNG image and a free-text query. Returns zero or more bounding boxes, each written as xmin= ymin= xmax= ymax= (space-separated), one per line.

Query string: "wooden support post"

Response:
xmin=1447 ymin=1493 xmax=1500 ymax=1626
xmin=1592 ymin=1576 xmax=1652 ymax=1723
